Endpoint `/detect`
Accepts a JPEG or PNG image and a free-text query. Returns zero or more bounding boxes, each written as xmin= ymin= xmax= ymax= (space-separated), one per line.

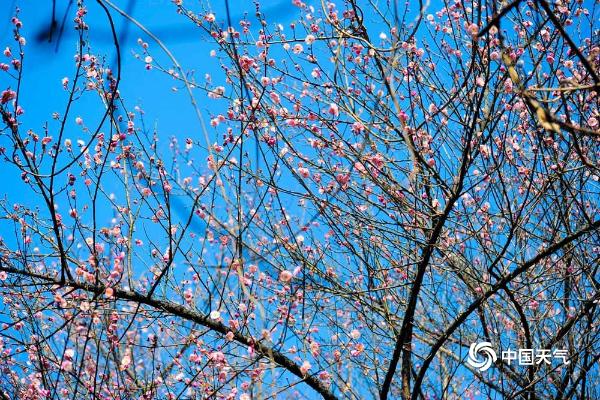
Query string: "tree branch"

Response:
xmin=0 ymin=263 xmax=338 ymax=400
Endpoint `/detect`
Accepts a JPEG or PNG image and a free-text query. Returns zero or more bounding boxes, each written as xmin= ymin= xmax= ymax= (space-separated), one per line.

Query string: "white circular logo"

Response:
xmin=468 ymin=342 xmax=497 ymax=371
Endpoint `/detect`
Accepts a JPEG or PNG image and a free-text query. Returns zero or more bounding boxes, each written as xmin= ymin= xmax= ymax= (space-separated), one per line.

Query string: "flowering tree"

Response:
xmin=0 ymin=0 xmax=598 ymax=399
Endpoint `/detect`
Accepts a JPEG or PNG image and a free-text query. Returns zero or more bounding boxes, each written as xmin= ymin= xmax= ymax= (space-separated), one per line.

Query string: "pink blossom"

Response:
xmin=300 ymin=360 xmax=312 ymax=375
xmin=305 ymin=34 xmax=316 ymax=45
xmin=61 ymin=360 xmax=73 ymax=372
xmin=319 ymin=371 xmax=331 ymax=381
xmin=120 ymin=354 xmax=131 ymax=371
xmin=351 ymin=121 xmax=365 ymax=134
xmin=279 ymin=270 xmax=293 ymax=282
xmin=467 ymin=23 xmax=479 ymax=36
xmin=208 ymin=86 xmax=225 ymax=98
xmin=351 ymin=343 xmax=365 ymax=356
xmin=269 ymin=92 xmax=281 ymax=104
xmin=209 ymin=351 xmax=225 ymax=363
xmin=310 ymin=341 xmax=320 ymax=356
xmin=11 ymin=17 xmax=22 ymax=28
xmin=188 ymin=353 xmax=200 ymax=363
xmin=336 ymin=173 xmax=350 ymax=186
xmin=354 ymin=161 xmax=367 ymax=174
xmin=1 ymin=89 xmax=16 ymax=104
xmin=292 ymin=44 xmax=304 ymax=54
xmin=529 ymin=300 xmax=539 ymax=310
xmin=479 ymin=145 xmax=491 ymax=158
xmin=328 ymin=103 xmax=339 ymax=117
xmin=297 ymin=167 xmax=310 ymax=178
xmin=398 ymin=110 xmax=408 ymax=123
xmin=238 ymin=55 xmax=255 ymax=72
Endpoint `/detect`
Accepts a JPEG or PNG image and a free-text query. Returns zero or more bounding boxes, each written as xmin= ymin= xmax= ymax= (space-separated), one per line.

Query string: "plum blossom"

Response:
xmin=466 ymin=22 xmax=479 ymax=36
xmin=305 ymin=34 xmax=316 ymax=45
xmin=292 ymin=44 xmax=304 ymax=54
xmin=479 ymin=144 xmax=491 ymax=158
xmin=297 ymin=167 xmax=310 ymax=178
xmin=279 ymin=270 xmax=293 ymax=282
xmin=0 ymin=89 xmax=16 ymax=104
xmin=328 ymin=102 xmax=339 ymax=117
xmin=300 ymin=360 xmax=312 ymax=375
xmin=336 ymin=173 xmax=350 ymax=186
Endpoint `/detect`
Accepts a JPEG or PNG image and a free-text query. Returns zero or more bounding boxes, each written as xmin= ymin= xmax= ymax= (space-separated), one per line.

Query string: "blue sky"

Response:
xmin=0 ymin=0 xmax=298 ymax=209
